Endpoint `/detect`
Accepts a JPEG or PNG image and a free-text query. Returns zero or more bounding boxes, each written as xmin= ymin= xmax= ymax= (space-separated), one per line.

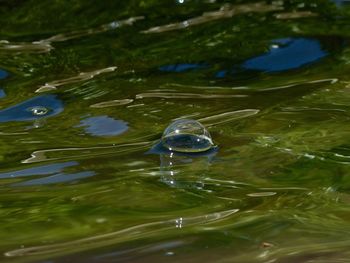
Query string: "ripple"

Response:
xmin=275 ymin=11 xmax=318 ymax=19
xmin=5 ymin=208 xmax=239 ymax=257
xmin=142 ymin=2 xmax=281 ymax=33
xmin=257 ymin=78 xmax=338 ymax=91
xmin=36 ymin=67 xmax=117 ymax=92
xmin=37 ymin=16 xmax=144 ymax=43
xmin=198 ymin=109 xmax=260 ymax=126
xmin=90 ymin=99 xmax=133 ymax=108
xmin=161 ymin=83 xmax=250 ymax=91
xmin=136 ymin=92 xmax=247 ymax=99
xmin=247 ymin=192 xmax=276 ymax=197
xmin=0 ymin=17 xmax=144 ymax=53
xmin=22 ymin=141 xmax=153 ymax=163
xmin=0 ymin=40 xmax=53 ymax=53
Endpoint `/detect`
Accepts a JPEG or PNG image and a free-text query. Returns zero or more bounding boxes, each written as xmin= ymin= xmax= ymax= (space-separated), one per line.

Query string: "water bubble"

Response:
xmin=161 ymin=119 xmax=214 ymax=153
xmin=28 ymin=106 xmax=50 ymax=116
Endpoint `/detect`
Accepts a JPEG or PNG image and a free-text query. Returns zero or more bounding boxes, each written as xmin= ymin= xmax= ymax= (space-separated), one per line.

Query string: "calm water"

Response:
xmin=1 ymin=0 xmax=350 ymax=262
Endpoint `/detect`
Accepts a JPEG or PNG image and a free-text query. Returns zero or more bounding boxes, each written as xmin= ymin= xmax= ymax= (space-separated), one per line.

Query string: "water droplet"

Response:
xmin=161 ymin=119 xmax=214 ymax=153
xmin=28 ymin=106 xmax=49 ymax=116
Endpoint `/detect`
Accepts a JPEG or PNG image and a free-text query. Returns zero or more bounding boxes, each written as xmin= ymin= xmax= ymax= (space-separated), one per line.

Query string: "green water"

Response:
xmin=1 ymin=0 xmax=350 ymax=262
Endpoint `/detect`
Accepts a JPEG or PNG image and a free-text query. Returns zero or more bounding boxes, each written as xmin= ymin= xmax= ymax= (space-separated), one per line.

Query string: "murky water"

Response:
xmin=1 ymin=0 xmax=350 ymax=262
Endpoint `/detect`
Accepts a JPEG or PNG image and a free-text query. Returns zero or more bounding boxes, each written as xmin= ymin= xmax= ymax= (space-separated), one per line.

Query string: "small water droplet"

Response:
xmin=28 ymin=106 xmax=50 ymax=116
xmin=161 ymin=119 xmax=214 ymax=153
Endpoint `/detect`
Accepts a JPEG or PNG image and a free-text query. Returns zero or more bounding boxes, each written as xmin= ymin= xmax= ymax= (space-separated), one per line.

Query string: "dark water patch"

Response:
xmin=332 ymin=0 xmax=350 ymax=7
xmin=0 ymin=94 xmax=63 ymax=122
xmin=159 ymin=63 xmax=209 ymax=73
xmin=76 ymin=116 xmax=128 ymax=137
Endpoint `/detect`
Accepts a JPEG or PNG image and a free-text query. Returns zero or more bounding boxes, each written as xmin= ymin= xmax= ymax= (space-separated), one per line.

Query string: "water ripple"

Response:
xmin=142 ymin=2 xmax=281 ymax=33
xmin=36 ymin=67 xmax=117 ymax=92
xmin=37 ymin=16 xmax=144 ymax=43
xmin=0 ymin=40 xmax=53 ymax=53
xmin=275 ymin=11 xmax=318 ymax=19
xmin=198 ymin=109 xmax=260 ymax=126
xmin=136 ymin=92 xmax=248 ymax=99
xmin=22 ymin=141 xmax=153 ymax=164
xmin=90 ymin=99 xmax=134 ymax=108
xmin=0 ymin=17 xmax=144 ymax=53
xmin=5 ymin=208 xmax=239 ymax=257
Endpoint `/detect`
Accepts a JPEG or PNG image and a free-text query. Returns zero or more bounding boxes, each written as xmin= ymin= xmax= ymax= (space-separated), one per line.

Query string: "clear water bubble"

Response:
xmin=161 ymin=119 xmax=214 ymax=153
xmin=28 ymin=106 xmax=50 ymax=116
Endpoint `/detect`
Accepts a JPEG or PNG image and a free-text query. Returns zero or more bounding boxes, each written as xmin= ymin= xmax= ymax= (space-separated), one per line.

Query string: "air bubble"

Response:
xmin=28 ymin=106 xmax=50 ymax=116
xmin=161 ymin=119 xmax=214 ymax=153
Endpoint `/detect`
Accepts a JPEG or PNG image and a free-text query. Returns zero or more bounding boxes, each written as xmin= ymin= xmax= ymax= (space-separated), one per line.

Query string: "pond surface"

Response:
xmin=1 ymin=0 xmax=350 ymax=262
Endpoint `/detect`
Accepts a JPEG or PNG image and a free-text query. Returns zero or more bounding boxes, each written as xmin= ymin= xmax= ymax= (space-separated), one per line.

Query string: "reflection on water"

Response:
xmin=332 ymin=0 xmax=350 ymax=6
xmin=0 ymin=161 xmax=78 ymax=179
xmin=0 ymin=70 xmax=8 ymax=99
xmin=242 ymin=38 xmax=328 ymax=72
xmin=159 ymin=151 xmax=216 ymax=189
xmin=0 ymin=94 xmax=63 ymax=122
xmin=14 ymin=171 xmax=95 ymax=186
xmin=77 ymin=116 xmax=128 ymax=137
xmin=149 ymin=141 xmax=217 ymax=188
xmin=0 ymin=89 xmax=5 ymax=99
xmin=0 ymin=69 xmax=8 ymax=79
xmin=164 ymin=38 xmax=328 ymax=78
xmin=0 ymin=160 xmax=95 ymax=186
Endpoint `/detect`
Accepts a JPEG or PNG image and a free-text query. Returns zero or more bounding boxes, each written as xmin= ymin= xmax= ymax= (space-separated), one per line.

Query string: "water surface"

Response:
xmin=1 ymin=1 xmax=350 ymax=262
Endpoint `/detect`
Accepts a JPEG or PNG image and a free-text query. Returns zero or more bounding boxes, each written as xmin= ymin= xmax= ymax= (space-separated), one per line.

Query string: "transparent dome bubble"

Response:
xmin=161 ymin=119 xmax=214 ymax=153
xmin=27 ymin=106 xmax=50 ymax=116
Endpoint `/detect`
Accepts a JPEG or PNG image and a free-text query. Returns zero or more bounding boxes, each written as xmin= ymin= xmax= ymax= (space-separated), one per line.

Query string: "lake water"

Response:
xmin=1 ymin=1 xmax=350 ymax=262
